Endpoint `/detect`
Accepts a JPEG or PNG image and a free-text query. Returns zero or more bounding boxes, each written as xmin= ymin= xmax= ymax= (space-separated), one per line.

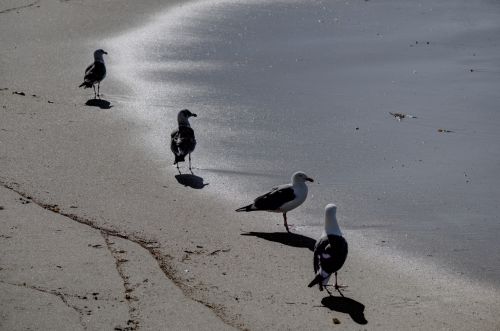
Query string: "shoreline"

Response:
xmin=0 ymin=0 xmax=238 ymax=329
xmin=1 ymin=0 xmax=500 ymax=330
xmin=109 ymin=0 xmax=500 ymax=288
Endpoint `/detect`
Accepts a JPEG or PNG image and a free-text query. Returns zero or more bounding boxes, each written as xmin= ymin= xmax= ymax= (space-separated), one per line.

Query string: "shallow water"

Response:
xmin=110 ymin=0 xmax=500 ymax=285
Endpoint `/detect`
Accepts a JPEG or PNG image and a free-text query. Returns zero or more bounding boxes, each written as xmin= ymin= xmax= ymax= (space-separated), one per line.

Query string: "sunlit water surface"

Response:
xmin=109 ymin=0 xmax=500 ymax=286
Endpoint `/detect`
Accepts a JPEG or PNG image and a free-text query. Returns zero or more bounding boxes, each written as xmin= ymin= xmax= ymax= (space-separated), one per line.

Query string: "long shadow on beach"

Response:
xmin=321 ymin=295 xmax=368 ymax=325
xmin=240 ymin=232 xmax=315 ymax=251
xmin=85 ymin=98 xmax=112 ymax=109
xmin=175 ymin=174 xmax=208 ymax=189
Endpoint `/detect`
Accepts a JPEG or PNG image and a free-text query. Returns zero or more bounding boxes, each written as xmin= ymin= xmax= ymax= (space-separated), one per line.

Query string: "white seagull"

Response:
xmin=171 ymin=109 xmax=197 ymax=171
xmin=79 ymin=49 xmax=107 ymax=99
xmin=236 ymin=171 xmax=314 ymax=232
xmin=308 ymin=204 xmax=348 ymax=296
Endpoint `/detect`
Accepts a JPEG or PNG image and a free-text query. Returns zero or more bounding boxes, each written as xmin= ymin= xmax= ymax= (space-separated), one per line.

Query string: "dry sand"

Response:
xmin=1 ymin=0 xmax=499 ymax=330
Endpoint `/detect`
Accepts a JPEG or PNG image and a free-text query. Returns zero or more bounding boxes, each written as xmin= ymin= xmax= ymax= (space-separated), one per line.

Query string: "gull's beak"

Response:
xmin=191 ymin=113 xmax=197 ymax=117
xmin=103 ymin=51 xmax=108 ymax=55
xmin=306 ymin=177 xmax=314 ymax=182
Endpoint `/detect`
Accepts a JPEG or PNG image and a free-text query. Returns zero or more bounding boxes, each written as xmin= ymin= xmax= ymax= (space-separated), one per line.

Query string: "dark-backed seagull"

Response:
xmin=236 ymin=171 xmax=314 ymax=232
xmin=308 ymin=204 xmax=348 ymax=296
xmin=79 ymin=49 xmax=107 ymax=99
xmin=171 ymin=109 xmax=197 ymax=171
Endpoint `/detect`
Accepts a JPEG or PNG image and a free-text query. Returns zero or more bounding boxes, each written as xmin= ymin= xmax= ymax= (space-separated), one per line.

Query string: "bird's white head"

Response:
xmin=177 ymin=109 xmax=197 ymax=127
xmin=291 ymin=171 xmax=314 ymax=184
xmin=324 ymin=203 xmax=342 ymax=236
xmin=93 ymin=49 xmax=108 ymax=63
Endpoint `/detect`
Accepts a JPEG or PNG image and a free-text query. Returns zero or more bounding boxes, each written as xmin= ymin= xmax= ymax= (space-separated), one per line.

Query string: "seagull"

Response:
xmin=236 ymin=171 xmax=314 ymax=232
xmin=79 ymin=49 xmax=107 ymax=99
xmin=171 ymin=109 xmax=197 ymax=171
xmin=308 ymin=204 xmax=348 ymax=296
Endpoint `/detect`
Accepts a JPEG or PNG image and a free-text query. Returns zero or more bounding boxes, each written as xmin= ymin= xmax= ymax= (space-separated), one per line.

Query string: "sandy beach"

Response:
xmin=1 ymin=0 xmax=500 ymax=330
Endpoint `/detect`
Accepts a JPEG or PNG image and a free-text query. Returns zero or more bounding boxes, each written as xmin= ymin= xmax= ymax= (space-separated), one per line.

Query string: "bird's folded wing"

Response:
xmin=84 ymin=63 xmax=94 ymax=76
xmin=253 ymin=185 xmax=295 ymax=210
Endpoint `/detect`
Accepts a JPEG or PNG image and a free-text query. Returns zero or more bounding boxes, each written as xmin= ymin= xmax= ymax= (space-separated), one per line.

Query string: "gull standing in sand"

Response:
xmin=79 ymin=49 xmax=107 ymax=99
xmin=308 ymin=204 xmax=348 ymax=296
xmin=236 ymin=171 xmax=314 ymax=232
xmin=171 ymin=109 xmax=197 ymax=171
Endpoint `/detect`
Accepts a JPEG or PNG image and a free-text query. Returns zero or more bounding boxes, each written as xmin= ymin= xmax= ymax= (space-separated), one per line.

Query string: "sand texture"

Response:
xmin=1 ymin=0 xmax=499 ymax=330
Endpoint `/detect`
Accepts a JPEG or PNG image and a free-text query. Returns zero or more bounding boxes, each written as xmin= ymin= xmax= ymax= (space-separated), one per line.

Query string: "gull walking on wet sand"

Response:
xmin=308 ymin=204 xmax=348 ymax=296
xmin=171 ymin=109 xmax=197 ymax=172
xmin=236 ymin=171 xmax=314 ymax=232
xmin=79 ymin=49 xmax=107 ymax=99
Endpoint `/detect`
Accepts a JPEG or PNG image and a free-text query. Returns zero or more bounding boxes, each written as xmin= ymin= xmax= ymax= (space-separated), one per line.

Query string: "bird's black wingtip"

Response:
xmin=308 ymin=274 xmax=322 ymax=288
xmin=235 ymin=204 xmax=252 ymax=212
xmin=174 ymin=155 xmax=186 ymax=163
xmin=79 ymin=82 xmax=92 ymax=88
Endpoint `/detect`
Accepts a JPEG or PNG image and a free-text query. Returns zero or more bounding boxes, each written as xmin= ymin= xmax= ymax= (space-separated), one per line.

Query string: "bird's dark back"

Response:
xmin=314 ymin=235 xmax=348 ymax=274
xmin=171 ymin=126 xmax=196 ymax=156
xmin=84 ymin=62 xmax=106 ymax=83
xmin=253 ymin=186 xmax=295 ymax=211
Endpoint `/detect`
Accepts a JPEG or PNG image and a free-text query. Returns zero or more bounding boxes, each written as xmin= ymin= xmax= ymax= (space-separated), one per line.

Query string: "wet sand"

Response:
xmin=109 ymin=0 xmax=500 ymax=286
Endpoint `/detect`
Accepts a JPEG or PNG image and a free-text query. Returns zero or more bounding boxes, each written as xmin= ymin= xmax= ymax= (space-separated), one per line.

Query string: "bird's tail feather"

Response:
xmin=235 ymin=204 xmax=254 ymax=212
xmin=308 ymin=274 xmax=324 ymax=288
xmin=174 ymin=154 xmax=186 ymax=164
xmin=79 ymin=81 xmax=92 ymax=88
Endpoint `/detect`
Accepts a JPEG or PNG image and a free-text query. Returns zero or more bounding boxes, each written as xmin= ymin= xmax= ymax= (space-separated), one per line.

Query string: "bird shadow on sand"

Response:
xmin=240 ymin=232 xmax=315 ymax=251
xmin=85 ymin=98 xmax=113 ymax=109
xmin=321 ymin=295 xmax=368 ymax=325
xmin=175 ymin=173 xmax=209 ymax=189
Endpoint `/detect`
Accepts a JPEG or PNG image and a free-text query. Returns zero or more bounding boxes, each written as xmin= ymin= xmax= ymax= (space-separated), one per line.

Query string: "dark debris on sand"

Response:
xmin=438 ymin=128 xmax=454 ymax=133
xmin=389 ymin=112 xmax=417 ymax=121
